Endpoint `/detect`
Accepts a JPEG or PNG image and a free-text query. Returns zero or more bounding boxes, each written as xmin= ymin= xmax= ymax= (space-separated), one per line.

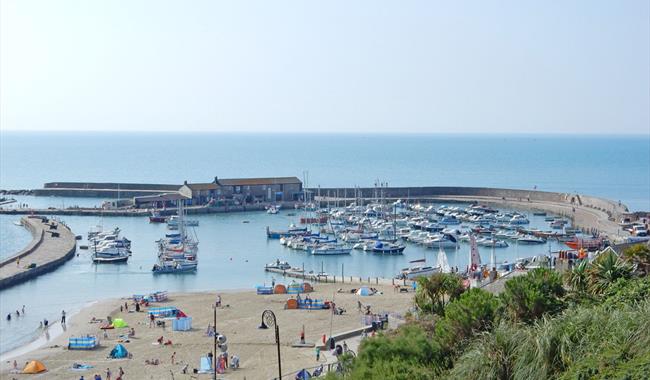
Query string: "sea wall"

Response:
xmin=0 ymin=217 xmax=77 ymax=290
xmin=0 ymin=218 xmax=44 ymax=267
xmin=313 ymin=186 xmax=627 ymax=216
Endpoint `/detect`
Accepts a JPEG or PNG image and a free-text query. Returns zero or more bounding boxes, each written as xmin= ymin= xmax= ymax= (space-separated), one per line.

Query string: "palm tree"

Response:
xmin=565 ymin=260 xmax=589 ymax=294
xmin=588 ymin=250 xmax=633 ymax=295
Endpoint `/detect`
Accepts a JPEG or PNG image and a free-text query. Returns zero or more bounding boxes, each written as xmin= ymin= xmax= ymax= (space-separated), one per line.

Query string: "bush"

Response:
xmin=435 ymin=288 xmax=500 ymax=355
xmin=344 ymin=324 xmax=443 ymax=379
xmin=414 ymin=273 xmax=465 ymax=315
xmin=500 ymin=268 xmax=565 ymax=323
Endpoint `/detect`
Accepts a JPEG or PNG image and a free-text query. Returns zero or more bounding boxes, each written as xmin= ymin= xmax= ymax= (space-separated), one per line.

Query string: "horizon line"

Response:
xmin=1 ymin=129 xmax=649 ymax=136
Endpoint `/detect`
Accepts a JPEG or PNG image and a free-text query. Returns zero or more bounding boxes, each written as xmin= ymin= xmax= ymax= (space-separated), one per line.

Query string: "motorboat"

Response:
xmin=267 ymin=206 xmax=279 ymax=214
xmin=265 ymin=259 xmax=292 ymax=270
xmin=423 ymin=234 xmax=459 ymax=249
xmin=509 ymin=215 xmax=530 ymax=225
xmin=266 ymin=225 xmax=311 ymax=239
xmin=396 ymin=264 xmax=438 ymax=280
xmin=477 ymin=238 xmax=509 ymax=248
xmin=550 ymin=220 xmax=567 ymax=229
xmin=368 ymin=241 xmax=405 ymax=255
xmin=517 ymin=235 xmax=547 ymax=244
xmin=311 ymin=245 xmax=352 ymax=255
xmin=167 ymin=215 xmax=199 ymax=228
xmin=149 ymin=212 xmax=167 ymax=223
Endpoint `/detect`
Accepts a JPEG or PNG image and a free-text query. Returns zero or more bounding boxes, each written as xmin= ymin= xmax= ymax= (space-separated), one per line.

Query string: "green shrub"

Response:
xmin=500 ymin=268 xmax=565 ymax=323
xmin=435 ymin=288 xmax=500 ymax=354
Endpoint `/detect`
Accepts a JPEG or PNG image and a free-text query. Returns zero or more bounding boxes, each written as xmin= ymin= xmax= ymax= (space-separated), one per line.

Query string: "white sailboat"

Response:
xmin=436 ymin=244 xmax=451 ymax=273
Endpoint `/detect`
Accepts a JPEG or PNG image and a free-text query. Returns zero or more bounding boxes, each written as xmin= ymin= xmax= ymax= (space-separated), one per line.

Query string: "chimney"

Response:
xmin=214 ymin=176 xmax=218 ymax=184
xmin=184 ymin=180 xmax=188 ymax=185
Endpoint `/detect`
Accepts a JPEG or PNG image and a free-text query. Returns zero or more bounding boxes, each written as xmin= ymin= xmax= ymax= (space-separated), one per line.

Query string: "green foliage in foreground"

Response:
xmin=414 ymin=273 xmax=465 ymax=315
xmin=329 ymin=269 xmax=650 ymax=380
xmin=450 ymin=300 xmax=650 ymax=380
xmin=500 ymin=268 xmax=565 ymax=323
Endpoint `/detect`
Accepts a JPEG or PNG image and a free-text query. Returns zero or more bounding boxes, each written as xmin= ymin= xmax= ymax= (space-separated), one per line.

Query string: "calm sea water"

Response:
xmin=1 ymin=132 xmax=649 ymax=210
xmin=0 ymin=133 xmax=648 ymax=353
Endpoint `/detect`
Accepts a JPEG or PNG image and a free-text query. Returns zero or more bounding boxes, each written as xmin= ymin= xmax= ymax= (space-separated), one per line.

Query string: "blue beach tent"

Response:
xmin=109 ymin=344 xmax=128 ymax=359
xmin=356 ymin=286 xmax=371 ymax=296
xmin=296 ymin=369 xmax=312 ymax=379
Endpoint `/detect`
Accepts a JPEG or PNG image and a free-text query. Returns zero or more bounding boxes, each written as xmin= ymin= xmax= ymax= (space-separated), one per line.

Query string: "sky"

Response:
xmin=0 ymin=0 xmax=649 ymax=134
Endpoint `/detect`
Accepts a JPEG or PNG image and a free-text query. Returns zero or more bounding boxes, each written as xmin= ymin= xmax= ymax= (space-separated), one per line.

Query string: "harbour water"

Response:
xmin=0 ymin=133 xmax=648 ymax=354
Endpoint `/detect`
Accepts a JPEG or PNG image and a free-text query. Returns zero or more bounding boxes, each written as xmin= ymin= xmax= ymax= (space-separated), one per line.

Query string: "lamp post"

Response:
xmin=259 ymin=309 xmax=281 ymax=379
xmin=213 ymin=305 xmax=217 ymax=380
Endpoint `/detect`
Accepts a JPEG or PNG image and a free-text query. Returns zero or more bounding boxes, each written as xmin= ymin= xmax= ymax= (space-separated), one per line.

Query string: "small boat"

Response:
xmin=167 ymin=215 xmax=199 ymax=228
xmin=509 ymin=215 xmax=530 ymax=225
xmin=311 ymin=245 xmax=352 ymax=255
xmin=12 ymin=220 xmax=22 ymax=226
xmin=149 ymin=211 xmax=167 ymax=223
xmin=265 ymin=259 xmax=292 ymax=270
xmin=550 ymin=220 xmax=567 ymax=229
xmin=152 ymin=260 xmax=197 ymax=273
xmin=266 ymin=225 xmax=310 ymax=239
xmin=517 ymin=235 xmax=547 ymax=244
xmin=369 ymin=241 xmax=405 ymax=255
xmin=267 ymin=206 xmax=279 ymax=214
xmin=477 ymin=238 xmax=509 ymax=248
xmin=396 ymin=263 xmax=438 ymax=280
xmin=92 ymin=252 xmax=130 ymax=263
xmin=532 ymin=211 xmax=547 ymax=216
xmin=565 ymin=237 xmax=604 ymax=251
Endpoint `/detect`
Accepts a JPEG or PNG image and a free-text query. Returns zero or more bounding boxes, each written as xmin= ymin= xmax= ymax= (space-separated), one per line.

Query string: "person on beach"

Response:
xmin=171 ymin=351 xmax=176 ymax=364
xmin=6 ymin=314 xmax=10 ymax=321
xmin=315 ymin=346 xmax=321 ymax=361
xmin=93 ymin=374 xmax=102 ymax=380
xmin=149 ymin=313 xmax=155 ymax=327
xmin=117 ymin=366 xmax=124 ymax=380
xmin=15 ymin=310 xmax=20 ymax=317
xmin=22 ymin=305 xmax=25 ymax=314
xmin=216 ymin=294 xmax=222 ymax=307
xmin=106 ymin=368 xmax=112 ymax=380
xmin=61 ymin=310 xmax=66 ymax=324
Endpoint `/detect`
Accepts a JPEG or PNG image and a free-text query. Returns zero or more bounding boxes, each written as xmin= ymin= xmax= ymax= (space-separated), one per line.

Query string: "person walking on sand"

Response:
xmin=61 ymin=310 xmax=66 ymax=324
xmin=106 ymin=368 xmax=111 ymax=380
xmin=315 ymin=346 xmax=321 ymax=361
xmin=149 ymin=313 xmax=155 ymax=328
xmin=117 ymin=366 xmax=124 ymax=380
xmin=22 ymin=305 xmax=25 ymax=315
xmin=171 ymin=351 xmax=176 ymax=365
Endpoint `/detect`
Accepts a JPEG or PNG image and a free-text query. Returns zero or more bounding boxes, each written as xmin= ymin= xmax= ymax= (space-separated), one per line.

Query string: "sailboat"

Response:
xmin=436 ymin=244 xmax=451 ymax=273
xmin=152 ymin=200 xmax=198 ymax=274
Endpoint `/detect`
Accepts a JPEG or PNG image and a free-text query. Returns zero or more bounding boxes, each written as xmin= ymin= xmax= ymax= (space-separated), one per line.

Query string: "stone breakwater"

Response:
xmin=0 ymin=216 xmax=76 ymax=290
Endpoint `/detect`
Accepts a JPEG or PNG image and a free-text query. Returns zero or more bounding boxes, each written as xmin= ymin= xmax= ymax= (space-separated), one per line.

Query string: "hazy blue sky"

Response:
xmin=1 ymin=0 xmax=648 ymax=134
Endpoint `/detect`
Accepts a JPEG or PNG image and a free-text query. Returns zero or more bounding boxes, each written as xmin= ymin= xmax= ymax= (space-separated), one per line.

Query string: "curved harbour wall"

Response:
xmin=0 ymin=217 xmax=76 ymax=290
xmin=313 ymin=186 xmax=628 ymax=216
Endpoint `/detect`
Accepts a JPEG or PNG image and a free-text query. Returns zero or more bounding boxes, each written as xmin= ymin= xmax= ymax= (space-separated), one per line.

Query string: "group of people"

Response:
xmin=5 ymin=305 xmax=25 ymax=321
xmin=78 ymin=366 xmax=124 ymax=380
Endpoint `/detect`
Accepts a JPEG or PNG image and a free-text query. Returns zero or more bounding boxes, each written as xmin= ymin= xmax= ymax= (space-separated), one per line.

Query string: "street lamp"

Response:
xmin=259 ymin=309 xmax=282 ymax=379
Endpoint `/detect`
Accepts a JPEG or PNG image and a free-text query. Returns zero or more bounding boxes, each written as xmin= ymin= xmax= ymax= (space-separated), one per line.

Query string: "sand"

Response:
xmin=0 ymin=282 xmax=414 ymax=379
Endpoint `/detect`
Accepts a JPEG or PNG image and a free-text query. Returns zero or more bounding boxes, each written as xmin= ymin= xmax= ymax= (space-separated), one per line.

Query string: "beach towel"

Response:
xmin=70 ymin=363 xmax=94 ymax=371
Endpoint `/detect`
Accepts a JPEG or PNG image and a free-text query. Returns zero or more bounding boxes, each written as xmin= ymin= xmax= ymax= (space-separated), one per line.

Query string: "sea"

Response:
xmin=0 ymin=132 xmax=648 ymax=354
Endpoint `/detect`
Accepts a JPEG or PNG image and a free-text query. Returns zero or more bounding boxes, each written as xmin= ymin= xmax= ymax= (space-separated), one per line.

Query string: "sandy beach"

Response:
xmin=1 ymin=282 xmax=413 ymax=379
